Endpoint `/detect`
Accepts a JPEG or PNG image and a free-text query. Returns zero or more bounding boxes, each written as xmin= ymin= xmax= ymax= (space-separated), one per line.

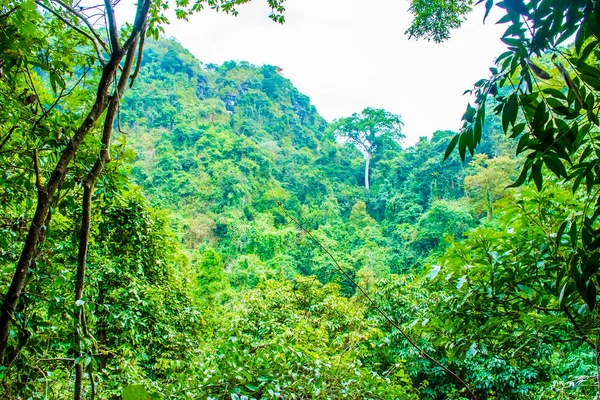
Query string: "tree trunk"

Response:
xmin=365 ymin=153 xmax=371 ymax=191
xmin=0 ymin=0 xmax=151 ymax=364
xmin=73 ymin=35 xmax=139 ymax=399
xmin=0 ymin=98 xmax=111 ymax=363
xmin=74 ymin=184 xmax=92 ymax=400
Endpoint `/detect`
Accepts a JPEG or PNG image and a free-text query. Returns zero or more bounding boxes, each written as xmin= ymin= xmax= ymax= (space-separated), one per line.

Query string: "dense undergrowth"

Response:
xmin=2 ymin=0 xmax=600 ymax=398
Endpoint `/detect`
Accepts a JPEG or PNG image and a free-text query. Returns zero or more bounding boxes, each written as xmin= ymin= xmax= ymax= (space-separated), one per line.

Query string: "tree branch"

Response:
xmin=0 ymin=125 xmax=18 ymax=152
xmin=35 ymin=0 xmax=107 ymax=66
xmin=88 ymin=368 xmax=96 ymax=400
xmin=129 ymin=22 xmax=147 ymax=88
xmin=73 ymin=32 xmax=140 ymax=400
xmin=104 ymin=0 xmax=120 ymax=53
xmin=33 ymin=149 xmax=42 ymax=191
xmin=0 ymin=23 xmax=126 ymax=366
xmin=0 ymin=7 xmax=17 ymax=19
xmin=37 ymin=357 xmax=74 ymax=362
xmin=50 ymin=0 xmax=110 ymax=53
xmin=564 ymin=306 xmax=595 ymax=349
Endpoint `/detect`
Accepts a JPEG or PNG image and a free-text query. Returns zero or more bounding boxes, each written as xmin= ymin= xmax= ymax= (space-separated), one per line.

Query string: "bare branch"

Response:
xmin=129 ymin=22 xmax=147 ymax=88
xmin=49 ymin=0 xmax=110 ymax=54
xmin=0 ymin=7 xmax=17 ymax=19
xmin=35 ymin=0 xmax=107 ymax=66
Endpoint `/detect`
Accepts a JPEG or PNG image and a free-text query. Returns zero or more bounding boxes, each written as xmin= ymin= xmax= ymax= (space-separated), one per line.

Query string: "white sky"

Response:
xmin=119 ymin=0 xmax=508 ymax=146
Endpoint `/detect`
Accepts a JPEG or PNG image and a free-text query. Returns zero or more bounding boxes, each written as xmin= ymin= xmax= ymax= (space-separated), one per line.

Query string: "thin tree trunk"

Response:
xmin=0 ymin=97 xmax=110 ymax=364
xmin=365 ymin=153 xmax=371 ymax=190
xmin=73 ymin=34 xmax=139 ymax=399
xmin=73 ymin=184 xmax=92 ymax=400
xmin=0 ymin=0 xmax=151 ymax=364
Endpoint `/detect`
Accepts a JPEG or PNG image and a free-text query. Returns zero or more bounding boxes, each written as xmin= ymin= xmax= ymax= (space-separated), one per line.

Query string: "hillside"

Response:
xmin=1 ymin=5 xmax=598 ymax=396
xmin=121 ymin=38 xmax=494 ymax=284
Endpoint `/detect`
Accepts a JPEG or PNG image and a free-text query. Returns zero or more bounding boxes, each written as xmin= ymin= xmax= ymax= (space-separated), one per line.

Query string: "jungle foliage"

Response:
xmin=1 ymin=0 xmax=600 ymax=399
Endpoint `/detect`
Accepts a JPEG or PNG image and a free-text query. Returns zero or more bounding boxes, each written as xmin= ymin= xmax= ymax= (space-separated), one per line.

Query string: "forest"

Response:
xmin=0 ymin=0 xmax=599 ymax=399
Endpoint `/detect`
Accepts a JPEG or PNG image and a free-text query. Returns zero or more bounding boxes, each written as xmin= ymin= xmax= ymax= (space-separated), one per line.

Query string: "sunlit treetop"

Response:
xmin=406 ymin=0 xmax=473 ymax=42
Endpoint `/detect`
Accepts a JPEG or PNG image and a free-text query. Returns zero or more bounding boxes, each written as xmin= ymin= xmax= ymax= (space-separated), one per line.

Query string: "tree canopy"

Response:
xmin=1 ymin=0 xmax=599 ymax=399
xmin=437 ymin=0 xmax=600 ymax=315
xmin=331 ymin=107 xmax=404 ymax=190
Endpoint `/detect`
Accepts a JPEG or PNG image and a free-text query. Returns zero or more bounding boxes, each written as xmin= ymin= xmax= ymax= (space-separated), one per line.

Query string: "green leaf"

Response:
xmin=556 ymin=24 xmax=579 ymax=46
xmin=516 ymin=133 xmax=529 ymax=154
xmin=483 ymin=0 xmax=494 ymax=22
xmin=577 ymin=39 xmax=599 ymax=62
xmin=462 ymin=103 xmax=476 ymax=123
xmin=569 ymin=221 xmax=578 ymax=249
xmin=517 ymin=284 xmax=533 ymax=297
xmin=458 ymin=130 xmax=468 ymax=161
xmin=543 ymin=88 xmax=567 ymax=100
xmin=531 ymin=160 xmax=543 ymax=190
xmin=586 ymin=170 xmax=595 ymax=193
xmin=495 ymin=50 xmax=514 ymax=64
xmin=508 ymin=162 xmax=530 ymax=188
xmin=426 ymin=264 xmax=441 ymax=281
xmin=456 ymin=275 xmax=467 ymax=289
xmin=556 ymin=221 xmax=568 ymax=247
xmin=123 ymin=385 xmax=159 ymax=400
xmin=559 ymin=281 xmax=574 ymax=308
xmin=473 ymin=113 xmax=482 ymax=145
xmin=503 ymin=0 xmax=529 ymax=16
xmin=21 ymin=0 xmax=36 ymax=12
xmin=585 ymin=282 xmax=596 ymax=311
xmin=502 ymin=94 xmax=518 ymax=133
xmin=444 ymin=134 xmax=460 ymax=161
xmin=543 ymin=154 xmax=567 ymax=178
xmin=575 ymin=24 xmax=587 ymax=55
xmin=583 ymin=253 xmax=600 ymax=278
xmin=572 ymin=170 xmax=585 ymax=193
xmin=532 ymin=101 xmax=548 ymax=130
xmin=575 ymin=61 xmax=600 ymax=79
xmin=582 ymin=224 xmax=595 ymax=250
xmin=510 ymin=122 xmax=526 ymax=138
xmin=497 ymin=13 xmax=514 ymax=25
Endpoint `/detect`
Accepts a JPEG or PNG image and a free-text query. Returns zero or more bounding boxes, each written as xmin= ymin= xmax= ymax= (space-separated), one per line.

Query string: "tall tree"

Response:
xmin=331 ymin=107 xmax=404 ymax=190
xmin=408 ymin=0 xmax=600 ymax=390
xmin=435 ymin=0 xmax=600 ymax=314
xmin=0 ymin=0 xmax=153 ymax=373
xmin=464 ymin=154 xmax=517 ymax=218
xmin=0 ymin=0 xmax=286 ymax=389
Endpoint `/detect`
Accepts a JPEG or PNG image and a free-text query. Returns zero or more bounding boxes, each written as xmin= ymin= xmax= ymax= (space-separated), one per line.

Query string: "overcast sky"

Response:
xmin=121 ymin=0 xmax=508 ymax=146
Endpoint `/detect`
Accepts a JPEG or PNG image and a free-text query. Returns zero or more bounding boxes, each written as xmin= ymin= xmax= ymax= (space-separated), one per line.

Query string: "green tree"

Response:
xmin=464 ymin=154 xmax=518 ymax=218
xmin=331 ymin=108 xmax=404 ymax=190
xmin=435 ymin=0 xmax=600 ymax=315
xmin=411 ymin=199 xmax=474 ymax=260
xmin=193 ymin=278 xmax=417 ymax=399
xmin=422 ymin=185 xmax=598 ymax=398
xmin=194 ymin=248 xmax=228 ymax=300
xmin=406 ymin=0 xmax=473 ymax=42
xmin=0 ymin=0 xmax=286 ymax=396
